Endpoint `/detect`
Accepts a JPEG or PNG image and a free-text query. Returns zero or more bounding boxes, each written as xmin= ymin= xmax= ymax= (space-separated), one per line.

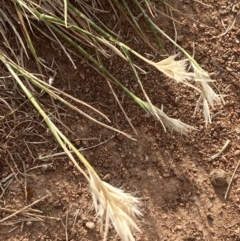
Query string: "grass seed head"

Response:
xmin=193 ymin=67 xmax=222 ymax=126
xmin=152 ymin=54 xmax=194 ymax=83
xmin=89 ymin=170 xmax=142 ymax=241
xmin=140 ymin=101 xmax=195 ymax=135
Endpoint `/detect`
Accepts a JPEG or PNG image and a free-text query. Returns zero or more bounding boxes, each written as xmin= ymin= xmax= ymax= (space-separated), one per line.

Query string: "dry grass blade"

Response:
xmin=1 ymin=54 xmax=134 ymax=139
xmin=14 ymin=2 xmax=42 ymax=75
xmin=143 ymin=0 xmax=156 ymax=17
xmin=0 ymin=8 xmax=28 ymax=59
xmin=210 ymin=139 xmax=230 ymax=160
xmin=0 ymin=0 xmax=225 ymax=240
xmin=218 ymin=13 xmax=238 ymax=38
xmin=0 ymin=207 xmax=61 ymax=221
xmin=0 ymin=174 xmax=15 ymax=199
xmin=17 ymin=0 xmax=215 ymax=131
xmin=193 ymin=0 xmax=213 ymax=7
xmin=63 ymin=0 xmax=68 ymax=27
xmin=1 ymin=53 xmax=142 ymax=240
xmin=106 ymin=80 xmax=138 ymax=135
xmin=46 ymin=25 xmax=77 ymax=69
xmin=0 ymin=194 xmax=50 ymax=223
xmin=224 ymin=159 xmax=240 ymax=200
xmin=0 ymin=97 xmax=14 ymax=118
xmin=119 ymin=0 xmax=152 ymax=48
xmin=38 ymin=135 xmax=115 ymax=160
xmin=163 ymin=1 xmax=214 ymax=29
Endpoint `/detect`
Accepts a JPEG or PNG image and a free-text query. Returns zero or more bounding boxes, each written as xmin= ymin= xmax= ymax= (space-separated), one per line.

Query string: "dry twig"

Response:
xmin=0 ymin=194 xmax=49 ymax=223
xmin=224 ymin=159 xmax=240 ymax=200
xmin=211 ymin=139 xmax=230 ymax=160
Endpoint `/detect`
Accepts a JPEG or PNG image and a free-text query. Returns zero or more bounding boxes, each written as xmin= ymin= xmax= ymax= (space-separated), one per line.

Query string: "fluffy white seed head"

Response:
xmin=193 ymin=67 xmax=222 ymax=126
xmin=89 ymin=170 xmax=142 ymax=241
xmin=152 ymin=54 xmax=194 ymax=83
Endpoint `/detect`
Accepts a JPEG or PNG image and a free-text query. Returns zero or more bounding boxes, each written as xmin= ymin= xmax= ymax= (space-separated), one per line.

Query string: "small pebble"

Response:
xmin=210 ymin=169 xmax=228 ymax=186
xmin=85 ymin=221 xmax=95 ymax=230
xmin=26 ymin=221 xmax=33 ymax=226
xmin=175 ymin=225 xmax=183 ymax=231
xmin=234 ymin=229 xmax=240 ymax=234
xmin=207 ymin=212 xmax=214 ymax=221
xmin=163 ymin=173 xmax=170 ymax=177
xmin=234 ymin=150 xmax=240 ymax=156
xmin=41 ymin=165 xmax=48 ymax=171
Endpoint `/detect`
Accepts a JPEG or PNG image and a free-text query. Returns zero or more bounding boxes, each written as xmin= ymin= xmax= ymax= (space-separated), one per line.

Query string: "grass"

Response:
xmin=0 ymin=0 xmax=222 ymax=240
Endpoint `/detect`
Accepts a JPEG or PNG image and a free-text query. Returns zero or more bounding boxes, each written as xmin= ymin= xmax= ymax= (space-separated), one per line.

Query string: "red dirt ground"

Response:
xmin=1 ymin=0 xmax=240 ymax=240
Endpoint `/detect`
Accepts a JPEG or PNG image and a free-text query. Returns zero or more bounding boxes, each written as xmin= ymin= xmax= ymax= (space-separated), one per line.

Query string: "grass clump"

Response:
xmin=0 ymin=0 xmax=222 ymax=240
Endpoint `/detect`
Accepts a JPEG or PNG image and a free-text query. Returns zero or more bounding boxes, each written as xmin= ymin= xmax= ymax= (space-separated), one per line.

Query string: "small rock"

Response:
xmin=207 ymin=212 xmax=214 ymax=221
xmin=163 ymin=173 xmax=170 ymax=177
xmin=235 ymin=126 xmax=240 ymax=134
xmin=82 ymin=140 xmax=89 ymax=147
xmin=175 ymin=225 xmax=182 ymax=231
xmin=85 ymin=221 xmax=95 ymax=230
xmin=210 ymin=169 xmax=228 ymax=186
xmin=26 ymin=221 xmax=33 ymax=226
xmin=234 ymin=228 xmax=240 ymax=234
xmin=41 ymin=164 xmax=48 ymax=171
xmin=234 ymin=150 xmax=240 ymax=156
xmin=80 ymin=73 xmax=85 ymax=80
